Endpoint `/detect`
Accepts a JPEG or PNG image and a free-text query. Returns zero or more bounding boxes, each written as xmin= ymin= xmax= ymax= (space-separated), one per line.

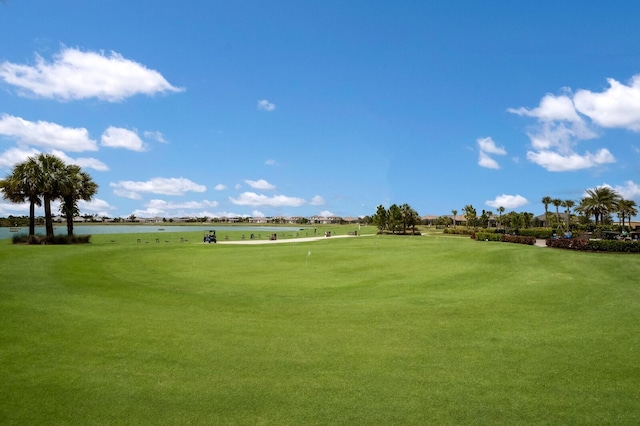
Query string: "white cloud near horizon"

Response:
xmin=598 ymin=180 xmax=640 ymax=201
xmin=257 ymin=99 xmax=276 ymax=111
xmin=0 ymin=114 xmax=98 ymax=152
xmin=78 ymin=198 xmax=117 ymax=214
xmin=0 ymin=146 xmax=108 ymax=172
xmin=110 ymin=177 xmax=206 ymax=199
xmin=49 ymin=149 xmax=109 ymax=172
xmin=230 ymin=192 xmax=306 ymax=207
xmin=485 ymin=194 xmax=528 ymax=209
xmin=309 ymin=195 xmax=325 ymax=205
xmin=245 ymin=179 xmax=276 ymax=190
xmin=0 ymin=146 xmax=40 ymax=169
xmin=101 ymin=127 xmax=147 ymax=151
xmin=477 ymin=137 xmax=506 ymax=169
xmin=0 ymin=47 xmax=184 ymax=102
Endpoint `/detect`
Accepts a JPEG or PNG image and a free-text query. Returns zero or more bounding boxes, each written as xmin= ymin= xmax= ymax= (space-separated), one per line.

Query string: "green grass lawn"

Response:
xmin=1 ymin=232 xmax=639 ymax=424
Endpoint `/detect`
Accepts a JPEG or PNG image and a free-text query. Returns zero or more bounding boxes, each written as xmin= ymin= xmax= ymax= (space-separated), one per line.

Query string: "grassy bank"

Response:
xmin=1 ymin=233 xmax=639 ymax=424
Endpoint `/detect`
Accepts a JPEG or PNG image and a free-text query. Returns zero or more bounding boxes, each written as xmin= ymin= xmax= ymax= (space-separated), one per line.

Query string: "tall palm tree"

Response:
xmin=541 ymin=196 xmax=552 ymax=229
xmin=31 ymin=154 xmax=66 ymax=239
xmin=497 ymin=206 xmax=505 ymax=229
xmin=58 ymin=164 xmax=99 ymax=236
xmin=551 ymin=198 xmax=563 ymax=229
xmin=562 ymin=199 xmax=575 ymax=231
xmin=0 ymin=160 xmax=43 ymax=236
xmin=451 ymin=209 xmax=458 ymax=229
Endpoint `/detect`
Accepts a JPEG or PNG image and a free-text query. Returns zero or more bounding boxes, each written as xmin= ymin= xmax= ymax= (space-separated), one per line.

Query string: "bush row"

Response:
xmin=546 ymin=238 xmax=640 ymax=253
xmin=12 ymin=234 xmax=91 ymax=244
xmin=475 ymin=232 xmax=536 ymax=245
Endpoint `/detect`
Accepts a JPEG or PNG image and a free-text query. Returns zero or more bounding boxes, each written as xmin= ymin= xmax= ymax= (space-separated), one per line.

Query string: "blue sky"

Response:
xmin=1 ymin=1 xmax=639 ymax=220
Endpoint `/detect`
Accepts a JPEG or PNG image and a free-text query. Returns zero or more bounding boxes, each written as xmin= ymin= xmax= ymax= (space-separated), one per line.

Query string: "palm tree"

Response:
xmin=31 ymin=154 xmax=66 ymax=239
xmin=562 ymin=199 xmax=575 ymax=231
xmin=0 ymin=160 xmax=43 ymax=237
xmin=616 ymin=199 xmax=638 ymax=230
xmin=451 ymin=209 xmax=458 ymax=229
xmin=58 ymin=164 xmax=99 ymax=236
xmin=541 ymin=196 xmax=552 ymax=229
xmin=551 ymin=198 xmax=563 ymax=230
xmin=575 ymin=186 xmax=620 ymax=225
xmin=497 ymin=206 xmax=505 ymax=229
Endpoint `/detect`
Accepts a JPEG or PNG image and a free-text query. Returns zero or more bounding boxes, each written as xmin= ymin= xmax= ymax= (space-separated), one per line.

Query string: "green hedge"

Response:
xmin=546 ymin=238 xmax=640 ymax=253
xmin=12 ymin=234 xmax=91 ymax=244
xmin=475 ymin=233 xmax=536 ymax=245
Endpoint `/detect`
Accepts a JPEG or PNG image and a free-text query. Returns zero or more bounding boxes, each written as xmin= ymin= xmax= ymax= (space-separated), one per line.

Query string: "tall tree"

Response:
xmin=463 ymin=205 xmax=476 ymax=229
xmin=0 ymin=161 xmax=42 ymax=236
xmin=400 ymin=203 xmax=420 ymax=234
xmin=451 ymin=209 xmax=458 ymax=229
xmin=541 ymin=196 xmax=552 ymax=229
xmin=58 ymin=164 xmax=99 ymax=236
xmin=562 ymin=200 xmax=575 ymax=231
xmin=497 ymin=206 xmax=505 ymax=229
xmin=372 ymin=205 xmax=388 ymax=233
xmin=388 ymin=204 xmax=402 ymax=234
xmin=31 ymin=154 xmax=66 ymax=239
xmin=551 ymin=198 xmax=563 ymax=229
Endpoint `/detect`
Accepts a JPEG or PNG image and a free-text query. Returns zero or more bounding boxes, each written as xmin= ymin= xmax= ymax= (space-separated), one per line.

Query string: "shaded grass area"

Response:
xmin=1 ymin=234 xmax=639 ymax=424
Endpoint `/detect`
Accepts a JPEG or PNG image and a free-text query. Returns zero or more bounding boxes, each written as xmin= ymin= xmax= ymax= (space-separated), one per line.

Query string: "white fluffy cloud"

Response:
xmin=214 ymin=184 xmax=227 ymax=191
xmin=49 ymin=149 xmax=109 ymax=172
xmin=477 ymin=137 xmax=506 ymax=169
xmin=245 ymin=179 xmax=276 ymax=190
xmin=509 ymin=90 xmax=610 ymax=171
xmin=0 ymin=147 xmax=39 ymax=168
xmin=0 ymin=47 xmax=183 ymax=102
xmin=509 ymin=94 xmax=582 ymax=123
xmin=101 ymin=127 xmax=147 ymax=151
xmin=610 ymin=180 xmax=640 ymax=200
xmin=110 ymin=177 xmax=206 ymax=199
xmin=485 ymin=194 xmax=528 ymax=209
xmin=78 ymin=198 xmax=117 ymax=215
xmin=574 ymin=76 xmax=640 ymax=130
xmin=0 ymin=114 xmax=98 ymax=151
xmin=526 ymin=149 xmax=614 ymax=172
xmin=230 ymin=192 xmax=306 ymax=207
xmin=257 ymin=99 xmax=276 ymax=111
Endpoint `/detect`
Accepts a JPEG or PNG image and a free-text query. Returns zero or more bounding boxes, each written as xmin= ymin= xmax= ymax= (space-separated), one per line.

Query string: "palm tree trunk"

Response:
xmin=44 ymin=195 xmax=54 ymax=239
xmin=29 ymin=200 xmax=36 ymax=236
xmin=66 ymin=216 xmax=74 ymax=236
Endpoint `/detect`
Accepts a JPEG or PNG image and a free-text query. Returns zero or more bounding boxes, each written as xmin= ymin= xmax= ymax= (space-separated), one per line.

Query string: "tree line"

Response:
xmin=368 ymin=203 xmax=421 ymax=234
xmin=0 ymin=154 xmax=98 ymax=240
xmin=542 ymin=187 xmax=637 ymax=231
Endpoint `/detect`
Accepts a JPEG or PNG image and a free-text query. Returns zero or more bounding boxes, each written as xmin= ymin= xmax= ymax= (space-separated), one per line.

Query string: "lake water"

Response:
xmin=0 ymin=225 xmax=306 ymax=240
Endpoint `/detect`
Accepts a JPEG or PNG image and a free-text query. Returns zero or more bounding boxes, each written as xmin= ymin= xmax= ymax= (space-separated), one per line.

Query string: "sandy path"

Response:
xmin=216 ymin=234 xmax=373 ymax=245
